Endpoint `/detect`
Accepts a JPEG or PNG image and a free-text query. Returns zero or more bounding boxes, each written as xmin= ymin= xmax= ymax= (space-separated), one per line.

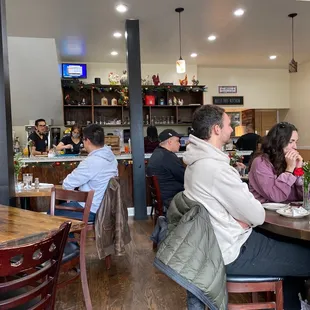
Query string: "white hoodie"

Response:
xmin=183 ymin=135 xmax=265 ymax=265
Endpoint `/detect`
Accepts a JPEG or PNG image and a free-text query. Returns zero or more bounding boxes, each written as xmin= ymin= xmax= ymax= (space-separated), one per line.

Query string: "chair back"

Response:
xmin=0 ymin=221 xmax=71 ymax=310
xmin=50 ymin=187 xmax=95 ymax=224
xmin=146 ymin=175 xmax=163 ymax=217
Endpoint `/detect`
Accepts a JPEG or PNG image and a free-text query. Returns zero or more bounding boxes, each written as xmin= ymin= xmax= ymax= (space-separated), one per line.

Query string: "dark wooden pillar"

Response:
xmin=125 ymin=19 xmax=147 ymax=220
xmin=0 ymin=0 xmax=14 ymax=205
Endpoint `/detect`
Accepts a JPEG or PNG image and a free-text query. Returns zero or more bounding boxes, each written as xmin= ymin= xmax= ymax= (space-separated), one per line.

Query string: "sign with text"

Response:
xmin=213 ymin=96 xmax=244 ymax=106
xmin=218 ymin=86 xmax=237 ymax=94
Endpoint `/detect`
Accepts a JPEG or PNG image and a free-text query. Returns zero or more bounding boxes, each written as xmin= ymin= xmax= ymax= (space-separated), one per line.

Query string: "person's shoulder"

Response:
xmin=61 ymin=135 xmax=70 ymax=143
xmin=28 ymin=132 xmax=36 ymax=140
xmin=252 ymin=155 xmax=272 ymax=170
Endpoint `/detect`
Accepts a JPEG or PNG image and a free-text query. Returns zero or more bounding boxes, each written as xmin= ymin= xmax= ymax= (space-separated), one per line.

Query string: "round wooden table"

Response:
xmin=261 ymin=210 xmax=310 ymax=241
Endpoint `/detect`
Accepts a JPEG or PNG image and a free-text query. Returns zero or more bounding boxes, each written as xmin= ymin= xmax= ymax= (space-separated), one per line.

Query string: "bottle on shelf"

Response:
xmin=13 ymin=137 xmax=20 ymax=154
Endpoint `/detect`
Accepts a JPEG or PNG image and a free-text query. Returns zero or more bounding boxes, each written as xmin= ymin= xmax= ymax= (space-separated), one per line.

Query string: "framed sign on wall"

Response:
xmin=213 ymin=96 xmax=244 ymax=106
xmin=218 ymin=86 xmax=237 ymax=94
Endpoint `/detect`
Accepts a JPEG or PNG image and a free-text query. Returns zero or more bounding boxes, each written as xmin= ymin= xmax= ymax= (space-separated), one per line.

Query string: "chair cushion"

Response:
xmin=62 ymin=242 xmax=80 ymax=264
xmin=227 ymin=275 xmax=283 ymax=283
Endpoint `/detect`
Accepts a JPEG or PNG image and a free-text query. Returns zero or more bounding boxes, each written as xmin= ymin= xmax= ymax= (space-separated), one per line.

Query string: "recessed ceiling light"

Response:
xmin=116 ymin=4 xmax=128 ymax=13
xmin=111 ymin=51 xmax=118 ymax=56
xmin=269 ymin=55 xmax=277 ymax=60
xmin=190 ymin=53 xmax=198 ymax=58
xmin=113 ymin=32 xmax=122 ymax=38
xmin=208 ymin=35 xmax=217 ymax=41
xmin=234 ymin=8 xmax=245 ymax=16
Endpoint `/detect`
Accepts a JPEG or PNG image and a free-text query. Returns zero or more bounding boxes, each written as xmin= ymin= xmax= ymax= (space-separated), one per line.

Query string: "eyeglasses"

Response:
xmin=38 ymin=124 xmax=46 ymax=127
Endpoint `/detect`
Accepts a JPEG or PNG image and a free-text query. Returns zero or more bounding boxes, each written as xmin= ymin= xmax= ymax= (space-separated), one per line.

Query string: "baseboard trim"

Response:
xmin=128 ymin=206 xmax=152 ymax=217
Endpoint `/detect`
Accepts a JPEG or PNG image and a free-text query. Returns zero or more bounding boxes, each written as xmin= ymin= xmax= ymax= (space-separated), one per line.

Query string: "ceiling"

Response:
xmin=5 ymin=0 xmax=310 ymax=68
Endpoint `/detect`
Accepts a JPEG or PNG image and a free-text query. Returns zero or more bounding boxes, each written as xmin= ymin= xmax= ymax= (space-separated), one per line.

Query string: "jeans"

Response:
xmin=226 ymin=229 xmax=310 ymax=310
xmin=187 ymin=291 xmax=205 ymax=310
xmin=52 ymin=201 xmax=96 ymax=222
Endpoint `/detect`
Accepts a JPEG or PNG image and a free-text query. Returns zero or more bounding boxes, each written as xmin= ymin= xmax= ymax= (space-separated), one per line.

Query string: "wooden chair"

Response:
xmin=0 ymin=221 xmax=71 ymax=310
xmin=227 ymin=275 xmax=283 ymax=309
xmin=50 ymin=187 xmax=94 ymax=310
xmin=146 ymin=175 xmax=164 ymax=222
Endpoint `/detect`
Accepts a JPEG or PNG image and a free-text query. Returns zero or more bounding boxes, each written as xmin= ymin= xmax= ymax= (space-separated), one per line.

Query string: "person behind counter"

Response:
xmin=28 ymin=118 xmax=48 ymax=156
xmin=56 ymin=124 xmax=84 ymax=154
xmin=144 ymin=126 xmax=159 ymax=153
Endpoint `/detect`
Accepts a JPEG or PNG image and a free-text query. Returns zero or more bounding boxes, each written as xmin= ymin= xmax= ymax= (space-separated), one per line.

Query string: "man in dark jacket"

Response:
xmin=147 ymin=129 xmax=185 ymax=208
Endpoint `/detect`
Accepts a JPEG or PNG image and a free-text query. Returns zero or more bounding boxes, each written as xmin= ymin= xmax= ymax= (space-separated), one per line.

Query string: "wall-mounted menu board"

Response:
xmin=213 ymin=96 xmax=244 ymax=105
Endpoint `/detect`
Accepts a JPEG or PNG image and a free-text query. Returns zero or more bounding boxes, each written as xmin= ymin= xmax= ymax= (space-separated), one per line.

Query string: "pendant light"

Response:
xmin=288 ymin=13 xmax=298 ymax=73
xmin=175 ymin=8 xmax=186 ymax=74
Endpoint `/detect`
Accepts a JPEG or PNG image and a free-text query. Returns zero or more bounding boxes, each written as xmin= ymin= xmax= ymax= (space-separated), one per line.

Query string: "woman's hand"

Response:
xmin=64 ymin=144 xmax=73 ymax=150
xmin=285 ymin=150 xmax=299 ymax=172
xmin=295 ymin=152 xmax=303 ymax=168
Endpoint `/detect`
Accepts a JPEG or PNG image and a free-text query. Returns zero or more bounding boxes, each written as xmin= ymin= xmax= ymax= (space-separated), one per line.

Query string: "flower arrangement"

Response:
xmin=14 ymin=152 xmax=24 ymax=177
xmin=108 ymin=72 xmax=120 ymax=85
xmin=117 ymin=87 xmax=129 ymax=106
xmin=302 ymin=162 xmax=310 ymax=210
xmin=228 ymin=151 xmax=244 ymax=167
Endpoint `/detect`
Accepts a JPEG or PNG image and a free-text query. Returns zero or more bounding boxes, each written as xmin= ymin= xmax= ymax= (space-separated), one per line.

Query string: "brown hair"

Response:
xmin=70 ymin=124 xmax=82 ymax=137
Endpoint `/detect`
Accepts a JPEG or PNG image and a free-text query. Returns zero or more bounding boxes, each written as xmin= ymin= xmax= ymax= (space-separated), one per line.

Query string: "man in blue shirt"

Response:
xmin=57 ymin=124 xmax=118 ymax=222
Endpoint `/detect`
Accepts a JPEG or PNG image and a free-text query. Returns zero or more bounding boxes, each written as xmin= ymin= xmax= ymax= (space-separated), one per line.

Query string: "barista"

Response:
xmin=28 ymin=118 xmax=49 ymax=155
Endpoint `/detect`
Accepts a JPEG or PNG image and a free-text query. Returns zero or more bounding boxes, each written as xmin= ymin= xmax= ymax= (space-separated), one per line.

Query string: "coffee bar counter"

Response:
xmin=19 ymin=150 xmax=252 ymax=211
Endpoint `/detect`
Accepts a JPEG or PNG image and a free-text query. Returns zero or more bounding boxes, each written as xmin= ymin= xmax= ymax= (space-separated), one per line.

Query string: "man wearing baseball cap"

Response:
xmin=147 ymin=129 xmax=185 ymax=208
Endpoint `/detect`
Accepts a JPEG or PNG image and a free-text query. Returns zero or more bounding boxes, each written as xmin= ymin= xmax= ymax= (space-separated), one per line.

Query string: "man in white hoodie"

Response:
xmin=183 ymin=105 xmax=310 ymax=309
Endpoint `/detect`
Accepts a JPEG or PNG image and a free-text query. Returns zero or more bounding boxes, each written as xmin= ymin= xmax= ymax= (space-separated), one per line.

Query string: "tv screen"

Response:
xmin=62 ymin=63 xmax=87 ymax=79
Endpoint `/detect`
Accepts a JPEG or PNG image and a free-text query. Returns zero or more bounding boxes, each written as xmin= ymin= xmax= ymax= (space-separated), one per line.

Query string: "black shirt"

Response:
xmin=61 ymin=135 xmax=83 ymax=154
xmin=236 ymin=133 xmax=261 ymax=164
xmin=28 ymin=132 xmax=48 ymax=152
xmin=147 ymin=146 xmax=185 ymax=205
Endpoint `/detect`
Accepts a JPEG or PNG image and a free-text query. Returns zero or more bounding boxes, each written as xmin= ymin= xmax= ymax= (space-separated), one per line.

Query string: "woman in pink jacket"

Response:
xmin=249 ymin=122 xmax=304 ymax=203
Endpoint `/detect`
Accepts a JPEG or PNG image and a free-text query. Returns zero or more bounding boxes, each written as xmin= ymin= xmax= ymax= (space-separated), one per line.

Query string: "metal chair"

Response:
xmin=0 ymin=221 xmax=71 ymax=310
xmin=227 ymin=275 xmax=283 ymax=309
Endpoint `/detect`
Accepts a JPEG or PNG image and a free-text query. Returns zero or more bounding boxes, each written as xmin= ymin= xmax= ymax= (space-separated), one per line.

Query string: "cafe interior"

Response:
xmin=2 ymin=0 xmax=310 ymax=309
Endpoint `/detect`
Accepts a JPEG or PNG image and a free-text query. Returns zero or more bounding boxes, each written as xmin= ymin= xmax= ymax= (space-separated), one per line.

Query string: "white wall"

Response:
xmin=198 ymin=67 xmax=290 ymax=109
xmin=285 ymin=61 xmax=310 ymax=147
xmin=83 ymin=62 xmax=197 ymax=85
xmin=8 ymin=37 xmax=63 ymax=126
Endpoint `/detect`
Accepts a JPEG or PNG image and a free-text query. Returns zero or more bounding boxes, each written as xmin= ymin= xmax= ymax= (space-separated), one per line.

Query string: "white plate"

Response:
xmin=31 ymin=183 xmax=54 ymax=188
xmin=276 ymin=208 xmax=310 ymax=218
xmin=262 ymin=203 xmax=288 ymax=211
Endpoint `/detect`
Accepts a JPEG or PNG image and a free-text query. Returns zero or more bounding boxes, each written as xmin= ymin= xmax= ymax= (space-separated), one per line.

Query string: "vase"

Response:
xmin=303 ymin=178 xmax=310 ymax=210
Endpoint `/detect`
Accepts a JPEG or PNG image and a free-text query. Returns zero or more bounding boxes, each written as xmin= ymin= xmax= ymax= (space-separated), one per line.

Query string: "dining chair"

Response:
xmin=146 ymin=175 xmax=164 ymax=250
xmin=50 ymin=187 xmax=94 ymax=310
xmin=0 ymin=221 xmax=71 ymax=310
xmin=227 ymin=275 xmax=283 ymax=309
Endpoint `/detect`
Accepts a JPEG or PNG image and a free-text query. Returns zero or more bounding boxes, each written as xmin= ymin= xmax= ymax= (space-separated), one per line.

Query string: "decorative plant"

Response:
xmin=228 ymin=151 xmax=244 ymax=167
xmin=117 ymin=87 xmax=129 ymax=106
xmin=14 ymin=152 xmax=24 ymax=176
xmin=302 ymin=162 xmax=310 ymax=210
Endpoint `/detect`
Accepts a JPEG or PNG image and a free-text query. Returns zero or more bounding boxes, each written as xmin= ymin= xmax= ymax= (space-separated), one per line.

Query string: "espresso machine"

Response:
xmin=50 ymin=127 xmax=61 ymax=148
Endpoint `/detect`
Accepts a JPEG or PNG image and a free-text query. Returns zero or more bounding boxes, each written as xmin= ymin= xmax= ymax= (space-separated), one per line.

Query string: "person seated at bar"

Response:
xmin=181 ymin=105 xmax=310 ymax=310
xmin=248 ymin=122 xmax=303 ymax=203
xmin=144 ymin=125 xmax=159 ymax=153
xmin=57 ymin=124 xmax=118 ymax=221
xmin=235 ymin=123 xmax=261 ymax=165
xmin=56 ymin=124 xmax=83 ymax=154
xmin=28 ymin=118 xmax=48 ymax=156
xmin=147 ymin=129 xmax=184 ymax=208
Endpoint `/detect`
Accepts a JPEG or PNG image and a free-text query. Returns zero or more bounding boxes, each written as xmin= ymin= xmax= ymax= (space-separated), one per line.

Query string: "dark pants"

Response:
xmin=187 ymin=230 xmax=310 ymax=310
xmin=52 ymin=201 xmax=96 ymax=222
xmin=226 ymin=230 xmax=310 ymax=310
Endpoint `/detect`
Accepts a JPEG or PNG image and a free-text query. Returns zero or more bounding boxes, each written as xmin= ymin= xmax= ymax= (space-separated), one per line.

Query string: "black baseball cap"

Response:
xmin=158 ymin=129 xmax=182 ymax=142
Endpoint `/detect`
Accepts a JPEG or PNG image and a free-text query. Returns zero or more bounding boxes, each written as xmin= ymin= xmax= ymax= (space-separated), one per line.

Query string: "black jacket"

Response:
xmin=147 ymin=146 xmax=185 ymax=205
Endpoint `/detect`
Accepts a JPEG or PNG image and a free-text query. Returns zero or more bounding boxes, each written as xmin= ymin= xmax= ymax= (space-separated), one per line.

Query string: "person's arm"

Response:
xmin=169 ymin=155 xmax=185 ymax=184
xmin=31 ymin=146 xmax=46 ymax=156
xmin=56 ymin=142 xmax=72 ymax=151
xmin=62 ymin=158 xmax=97 ymax=189
xmin=213 ymin=167 xmax=265 ymax=227
xmin=250 ymin=159 xmax=297 ymax=202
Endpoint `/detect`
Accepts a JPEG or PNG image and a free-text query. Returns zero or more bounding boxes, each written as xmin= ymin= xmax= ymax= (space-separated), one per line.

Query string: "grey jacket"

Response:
xmin=154 ymin=192 xmax=228 ymax=310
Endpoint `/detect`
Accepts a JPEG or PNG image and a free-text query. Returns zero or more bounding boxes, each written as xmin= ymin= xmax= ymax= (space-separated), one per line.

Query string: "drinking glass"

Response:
xmin=170 ymin=116 xmax=175 ymax=124
xmin=23 ymin=173 xmax=33 ymax=190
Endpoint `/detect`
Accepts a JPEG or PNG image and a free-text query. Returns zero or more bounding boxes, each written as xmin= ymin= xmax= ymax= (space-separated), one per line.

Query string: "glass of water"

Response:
xmin=23 ymin=173 xmax=33 ymax=190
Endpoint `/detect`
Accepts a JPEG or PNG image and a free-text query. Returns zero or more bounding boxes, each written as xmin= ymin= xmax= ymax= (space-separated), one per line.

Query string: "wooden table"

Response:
xmin=14 ymin=186 xmax=53 ymax=198
xmin=0 ymin=205 xmax=84 ymax=247
xmin=261 ymin=210 xmax=310 ymax=241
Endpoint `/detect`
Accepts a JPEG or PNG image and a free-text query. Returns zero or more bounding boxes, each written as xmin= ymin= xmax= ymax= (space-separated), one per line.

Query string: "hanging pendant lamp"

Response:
xmin=175 ymin=8 xmax=186 ymax=74
xmin=288 ymin=13 xmax=298 ymax=73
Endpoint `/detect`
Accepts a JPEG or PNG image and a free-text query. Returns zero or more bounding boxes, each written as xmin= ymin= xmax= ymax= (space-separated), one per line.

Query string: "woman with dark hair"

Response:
xmin=144 ymin=126 xmax=159 ymax=153
xmin=56 ymin=124 xmax=84 ymax=154
xmin=249 ymin=122 xmax=303 ymax=203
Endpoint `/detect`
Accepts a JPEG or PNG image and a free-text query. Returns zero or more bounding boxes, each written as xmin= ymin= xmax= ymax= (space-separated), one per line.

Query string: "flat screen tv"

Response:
xmin=62 ymin=63 xmax=87 ymax=79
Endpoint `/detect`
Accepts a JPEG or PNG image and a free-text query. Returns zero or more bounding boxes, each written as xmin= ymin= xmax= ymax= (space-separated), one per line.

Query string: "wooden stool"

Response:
xmin=227 ymin=275 xmax=284 ymax=310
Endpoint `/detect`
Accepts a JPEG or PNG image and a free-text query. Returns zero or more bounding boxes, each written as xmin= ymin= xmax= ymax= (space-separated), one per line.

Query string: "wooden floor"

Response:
xmin=55 ymin=217 xmax=188 ymax=310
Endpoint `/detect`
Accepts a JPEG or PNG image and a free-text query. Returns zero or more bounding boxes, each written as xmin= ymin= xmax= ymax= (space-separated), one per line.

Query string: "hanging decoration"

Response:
xmin=175 ymin=8 xmax=186 ymax=74
xmin=288 ymin=13 xmax=298 ymax=73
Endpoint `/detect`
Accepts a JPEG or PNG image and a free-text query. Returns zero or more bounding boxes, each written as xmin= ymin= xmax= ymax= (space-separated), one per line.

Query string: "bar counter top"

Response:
xmin=20 ymin=150 xmax=252 ymax=164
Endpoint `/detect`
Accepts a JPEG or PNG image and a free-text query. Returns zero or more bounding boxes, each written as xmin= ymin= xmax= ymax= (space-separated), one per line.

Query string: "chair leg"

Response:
xmin=80 ymin=235 xmax=92 ymax=310
xmin=105 ymin=255 xmax=111 ymax=270
xmin=275 ymin=281 xmax=283 ymax=310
